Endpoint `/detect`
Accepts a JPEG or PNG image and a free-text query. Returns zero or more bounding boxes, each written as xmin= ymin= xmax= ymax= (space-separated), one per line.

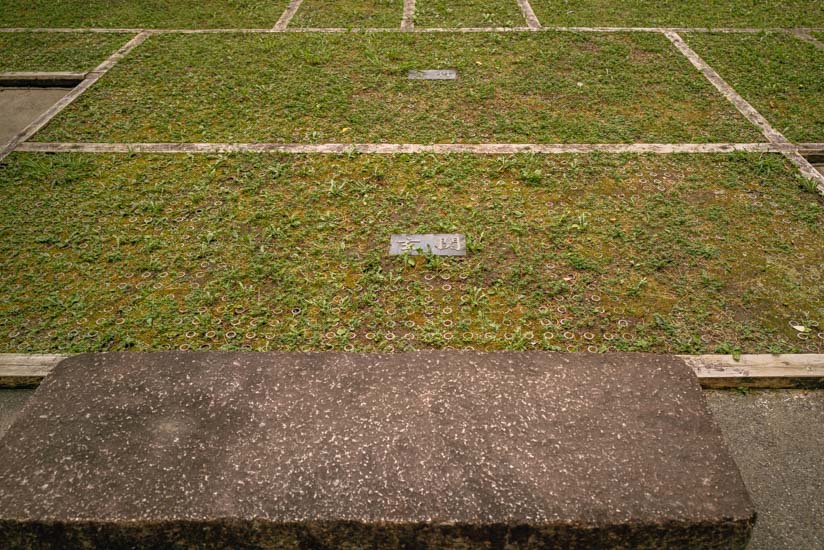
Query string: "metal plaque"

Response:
xmin=389 ymin=234 xmax=466 ymax=256
xmin=408 ymin=69 xmax=458 ymax=80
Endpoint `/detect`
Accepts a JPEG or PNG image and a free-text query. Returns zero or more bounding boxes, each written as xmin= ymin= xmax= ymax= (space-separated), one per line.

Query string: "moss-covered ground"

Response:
xmin=32 ymin=32 xmax=763 ymax=144
xmin=1 ymin=153 xmax=821 ymax=355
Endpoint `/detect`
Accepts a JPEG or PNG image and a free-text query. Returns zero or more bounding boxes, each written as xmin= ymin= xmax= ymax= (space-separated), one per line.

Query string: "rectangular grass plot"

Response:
xmin=1 ymin=153 xmax=823 ymax=354
xmin=33 ymin=33 xmax=766 ymax=144
xmin=408 ymin=69 xmax=458 ymax=80
xmin=390 ymin=234 xmax=466 ymax=256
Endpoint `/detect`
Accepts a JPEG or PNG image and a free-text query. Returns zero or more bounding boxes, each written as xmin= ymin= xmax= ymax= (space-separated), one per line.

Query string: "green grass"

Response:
xmin=0 ymin=32 xmax=129 ymax=73
xmin=1 ymin=152 xmax=822 ymax=355
xmin=291 ymin=0 xmax=403 ymax=28
xmin=0 ymin=0 xmax=290 ymax=29
xmin=685 ymin=32 xmax=824 ymax=143
xmin=529 ymin=0 xmax=824 ymax=28
xmin=415 ymin=0 xmax=525 ymax=27
xmin=34 ymin=32 xmax=763 ymax=144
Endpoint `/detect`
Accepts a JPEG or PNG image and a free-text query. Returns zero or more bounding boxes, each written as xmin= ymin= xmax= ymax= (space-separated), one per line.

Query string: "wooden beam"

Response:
xmin=0 ymin=354 xmax=68 ymax=388
xmin=2 ymin=353 xmax=822 ymax=390
xmin=680 ymin=354 xmax=824 ymax=389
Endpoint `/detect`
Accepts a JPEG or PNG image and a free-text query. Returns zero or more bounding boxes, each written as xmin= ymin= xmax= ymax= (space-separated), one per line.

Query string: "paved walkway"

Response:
xmin=706 ymin=390 xmax=824 ymax=549
xmin=0 ymin=88 xmax=70 ymax=147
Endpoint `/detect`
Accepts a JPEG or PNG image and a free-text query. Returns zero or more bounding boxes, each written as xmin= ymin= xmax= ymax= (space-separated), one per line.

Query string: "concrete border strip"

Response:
xmin=0 ymin=31 xmax=151 ymax=163
xmin=516 ymin=0 xmax=541 ymax=29
xmin=2 ymin=353 xmax=822 ymax=389
xmin=664 ymin=31 xmax=824 ymax=194
xmin=401 ymin=0 xmax=416 ymax=31
xmin=273 ymin=0 xmax=305 ymax=31
xmin=2 ymin=26 xmax=824 ymax=34
xmin=15 ymin=142 xmax=791 ymax=154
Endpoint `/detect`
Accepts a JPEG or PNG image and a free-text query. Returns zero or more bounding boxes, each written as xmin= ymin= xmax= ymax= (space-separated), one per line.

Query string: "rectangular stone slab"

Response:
xmin=0 ymin=352 xmax=754 ymax=548
xmin=389 ymin=233 xmax=467 ymax=256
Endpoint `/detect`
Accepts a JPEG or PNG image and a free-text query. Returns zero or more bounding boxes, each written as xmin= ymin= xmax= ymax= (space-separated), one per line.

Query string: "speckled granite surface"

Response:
xmin=0 ymin=352 xmax=754 ymax=548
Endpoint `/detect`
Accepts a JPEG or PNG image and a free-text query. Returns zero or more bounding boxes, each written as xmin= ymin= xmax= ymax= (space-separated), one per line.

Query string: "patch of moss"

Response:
xmin=0 ymin=152 xmax=821 ymax=354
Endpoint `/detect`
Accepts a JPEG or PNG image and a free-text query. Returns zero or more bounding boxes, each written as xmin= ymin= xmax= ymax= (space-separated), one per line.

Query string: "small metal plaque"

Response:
xmin=390 ymin=234 xmax=466 ymax=256
xmin=408 ymin=69 xmax=458 ymax=80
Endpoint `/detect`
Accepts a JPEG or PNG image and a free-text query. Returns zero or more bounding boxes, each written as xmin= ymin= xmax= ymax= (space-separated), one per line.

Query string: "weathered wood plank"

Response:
xmin=16 ymin=142 xmax=792 ymax=154
xmin=272 ymin=0 xmax=305 ymax=31
xmin=401 ymin=0 xmax=416 ymax=31
xmin=680 ymin=354 xmax=824 ymax=389
xmin=2 ymin=353 xmax=822 ymax=389
xmin=516 ymin=0 xmax=542 ymax=29
xmin=0 ymin=354 xmax=68 ymax=367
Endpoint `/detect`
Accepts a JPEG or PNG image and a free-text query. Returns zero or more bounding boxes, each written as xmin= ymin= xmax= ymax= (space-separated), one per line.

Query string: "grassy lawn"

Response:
xmin=291 ymin=0 xmax=402 ymax=28
xmin=1 ymin=152 xmax=821 ymax=355
xmin=415 ymin=0 xmax=525 ymax=27
xmin=0 ymin=32 xmax=129 ymax=73
xmin=0 ymin=0 xmax=289 ymax=29
xmin=33 ymin=32 xmax=763 ymax=144
xmin=529 ymin=0 xmax=824 ymax=28
xmin=685 ymin=32 xmax=824 ymax=143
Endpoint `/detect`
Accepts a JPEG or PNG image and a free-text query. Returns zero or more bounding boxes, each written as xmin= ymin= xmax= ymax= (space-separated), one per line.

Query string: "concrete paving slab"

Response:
xmin=0 ymin=352 xmax=753 ymax=548
xmin=0 ymin=87 xmax=71 ymax=148
xmin=706 ymin=390 xmax=824 ymax=550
